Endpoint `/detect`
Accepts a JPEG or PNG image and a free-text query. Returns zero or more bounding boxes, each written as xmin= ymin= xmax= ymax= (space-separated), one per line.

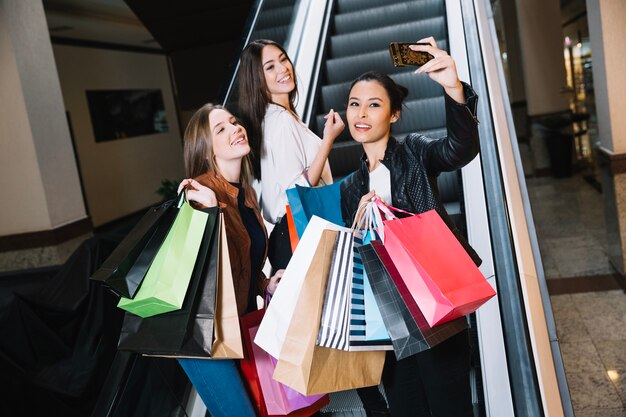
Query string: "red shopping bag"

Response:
xmin=376 ymin=199 xmax=495 ymax=327
xmin=240 ymin=309 xmax=329 ymax=417
xmin=285 ymin=205 xmax=300 ymax=253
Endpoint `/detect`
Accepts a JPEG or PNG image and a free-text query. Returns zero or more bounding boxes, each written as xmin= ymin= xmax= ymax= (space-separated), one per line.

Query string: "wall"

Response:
xmin=0 ymin=0 xmax=86 ymax=235
xmin=52 ymin=44 xmax=184 ymax=226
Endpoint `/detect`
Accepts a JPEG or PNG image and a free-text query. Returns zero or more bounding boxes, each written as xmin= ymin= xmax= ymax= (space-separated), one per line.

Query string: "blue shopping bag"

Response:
xmin=286 ymin=178 xmax=347 ymax=238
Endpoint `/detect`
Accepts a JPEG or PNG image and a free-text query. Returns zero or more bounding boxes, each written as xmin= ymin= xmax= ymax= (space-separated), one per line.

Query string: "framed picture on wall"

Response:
xmin=86 ymin=89 xmax=169 ymax=142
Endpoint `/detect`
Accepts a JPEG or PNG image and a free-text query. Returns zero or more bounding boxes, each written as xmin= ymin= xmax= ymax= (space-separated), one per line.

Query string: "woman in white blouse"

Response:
xmin=237 ymin=39 xmax=344 ymax=270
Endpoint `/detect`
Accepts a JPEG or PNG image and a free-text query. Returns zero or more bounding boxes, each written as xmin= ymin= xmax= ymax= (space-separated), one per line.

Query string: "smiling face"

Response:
xmin=208 ymin=109 xmax=250 ymax=163
xmin=261 ymin=44 xmax=295 ymax=102
xmin=346 ymin=80 xmax=399 ymax=145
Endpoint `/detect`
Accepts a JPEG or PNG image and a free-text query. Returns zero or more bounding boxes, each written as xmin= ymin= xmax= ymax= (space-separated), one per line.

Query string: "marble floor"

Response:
xmin=526 ymin=174 xmax=626 ymax=416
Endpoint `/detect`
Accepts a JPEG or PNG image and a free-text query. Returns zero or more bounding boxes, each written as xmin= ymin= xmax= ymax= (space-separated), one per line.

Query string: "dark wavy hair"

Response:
xmin=349 ymin=71 xmax=409 ymax=117
xmin=237 ymin=39 xmax=298 ymax=179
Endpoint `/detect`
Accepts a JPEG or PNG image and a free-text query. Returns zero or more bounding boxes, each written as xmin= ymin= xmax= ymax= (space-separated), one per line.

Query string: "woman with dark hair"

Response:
xmin=176 ymin=103 xmax=282 ymax=417
xmin=340 ymin=38 xmax=481 ymax=417
xmin=237 ymin=39 xmax=344 ymax=270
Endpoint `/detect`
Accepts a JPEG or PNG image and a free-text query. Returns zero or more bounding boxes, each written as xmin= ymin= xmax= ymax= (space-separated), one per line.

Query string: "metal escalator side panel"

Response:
xmin=455 ymin=0 xmax=573 ymax=416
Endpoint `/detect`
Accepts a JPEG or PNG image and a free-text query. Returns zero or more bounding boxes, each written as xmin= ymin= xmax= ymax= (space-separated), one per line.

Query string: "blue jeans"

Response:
xmin=177 ymin=358 xmax=256 ymax=417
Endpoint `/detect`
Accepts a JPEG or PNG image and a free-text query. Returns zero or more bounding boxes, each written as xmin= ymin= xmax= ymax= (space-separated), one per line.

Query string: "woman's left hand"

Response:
xmin=267 ymin=269 xmax=284 ymax=295
xmin=411 ymin=37 xmax=465 ymax=103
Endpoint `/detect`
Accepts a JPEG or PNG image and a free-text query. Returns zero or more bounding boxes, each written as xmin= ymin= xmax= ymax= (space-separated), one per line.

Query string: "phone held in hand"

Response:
xmin=388 ymin=42 xmax=434 ymax=67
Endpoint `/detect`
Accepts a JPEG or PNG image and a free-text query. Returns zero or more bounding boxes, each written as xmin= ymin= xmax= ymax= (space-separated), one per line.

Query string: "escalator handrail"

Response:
xmin=460 ymin=0 xmax=573 ymax=416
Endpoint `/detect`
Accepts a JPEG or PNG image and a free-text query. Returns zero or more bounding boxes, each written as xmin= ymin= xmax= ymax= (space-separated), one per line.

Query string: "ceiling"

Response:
xmin=43 ymin=0 xmax=161 ymax=49
xmin=43 ymin=0 xmax=256 ymax=53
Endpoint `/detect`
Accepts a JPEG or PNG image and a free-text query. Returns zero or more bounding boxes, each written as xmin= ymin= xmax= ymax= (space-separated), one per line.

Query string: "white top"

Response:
xmin=369 ymin=163 xmax=392 ymax=205
xmin=261 ymin=103 xmax=333 ymax=224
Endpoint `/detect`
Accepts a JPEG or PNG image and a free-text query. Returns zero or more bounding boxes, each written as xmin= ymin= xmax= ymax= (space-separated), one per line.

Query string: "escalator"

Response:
xmin=83 ymin=1 xmax=574 ymax=416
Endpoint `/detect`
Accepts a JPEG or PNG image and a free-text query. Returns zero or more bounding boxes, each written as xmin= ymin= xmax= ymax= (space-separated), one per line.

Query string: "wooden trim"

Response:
xmin=0 ymin=217 xmax=93 ymax=252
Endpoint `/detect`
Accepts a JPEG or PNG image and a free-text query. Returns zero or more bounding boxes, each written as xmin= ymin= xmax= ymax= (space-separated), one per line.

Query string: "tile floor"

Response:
xmin=526 ymin=174 xmax=626 ymax=416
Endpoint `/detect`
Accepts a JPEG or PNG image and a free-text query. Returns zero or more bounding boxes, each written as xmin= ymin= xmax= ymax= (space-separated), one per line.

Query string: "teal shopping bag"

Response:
xmin=117 ymin=197 xmax=209 ymax=318
xmin=286 ymin=178 xmax=347 ymax=238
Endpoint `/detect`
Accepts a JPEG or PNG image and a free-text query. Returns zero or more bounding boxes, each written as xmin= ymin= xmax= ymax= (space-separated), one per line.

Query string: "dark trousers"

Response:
xmin=382 ymin=329 xmax=473 ymax=417
xmin=268 ymin=216 xmax=292 ymax=272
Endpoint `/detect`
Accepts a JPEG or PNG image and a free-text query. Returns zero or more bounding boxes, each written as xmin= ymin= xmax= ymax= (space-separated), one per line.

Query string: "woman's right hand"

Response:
xmin=322 ymin=109 xmax=345 ymax=143
xmin=358 ymin=190 xmax=377 ymax=209
xmin=177 ymin=179 xmax=218 ymax=207
xmin=354 ymin=190 xmax=376 ymax=227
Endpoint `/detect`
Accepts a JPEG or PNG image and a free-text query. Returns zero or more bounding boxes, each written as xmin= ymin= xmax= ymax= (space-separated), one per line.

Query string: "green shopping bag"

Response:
xmin=117 ymin=197 xmax=209 ymax=318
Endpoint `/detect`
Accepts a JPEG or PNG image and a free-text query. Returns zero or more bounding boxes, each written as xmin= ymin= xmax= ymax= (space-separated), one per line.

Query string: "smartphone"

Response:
xmin=389 ymin=42 xmax=434 ymax=67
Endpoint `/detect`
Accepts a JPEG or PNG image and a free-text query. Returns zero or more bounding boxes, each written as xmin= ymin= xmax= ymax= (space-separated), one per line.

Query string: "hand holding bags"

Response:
xmin=376 ymin=199 xmax=496 ymax=326
xmin=117 ymin=208 xmax=218 ymax=356
xmin=118 ymin=211 xmax=243 ymax=359
xmin=117 ymin=198 xmax=211 ymax=317
xmin=90 ymin=198 xmax=177 ymax=298
xmin=273 ymin=230 xmax=385 ymax=395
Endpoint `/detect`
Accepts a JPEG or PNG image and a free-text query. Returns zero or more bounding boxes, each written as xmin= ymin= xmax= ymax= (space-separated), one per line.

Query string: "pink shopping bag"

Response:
xmin=248 ymin=322 xmax=327 ymax=415
xmin=376 ymin=199 xmax=495 ymax=327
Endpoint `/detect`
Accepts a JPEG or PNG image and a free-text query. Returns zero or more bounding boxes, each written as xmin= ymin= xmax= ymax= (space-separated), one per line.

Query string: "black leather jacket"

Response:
xmin=340 ymin=83 xmax=482 ymax=266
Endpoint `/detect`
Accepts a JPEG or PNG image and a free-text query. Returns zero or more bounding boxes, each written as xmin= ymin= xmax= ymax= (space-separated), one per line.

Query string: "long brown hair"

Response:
xmin=183 ymin=103 xmax=253 ymax=188
xmin=237 ymin=39 xmax=298 ymax=179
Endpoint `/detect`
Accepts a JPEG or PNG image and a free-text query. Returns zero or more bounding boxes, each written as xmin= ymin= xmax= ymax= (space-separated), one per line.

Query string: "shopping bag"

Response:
xmin=316 ymin=203 xmax=391 ymax=351
xmin=286 ymin=180 xmax=345 ymax=238
xmin=316 ymin=230 xmax=351 ymax=350
xmin=90 ymin=198 xmax=177 ymax=298
xmin=285 ymin=205 xmax=300 ymax=252
xmin=211 ymin=213 xmax=244 ymax=359
xmin=273 ymin=230 xmax=386 ymax=395
xmin=240 ymin=309 xmax=330 ymax=417
xmin=117 ymin=198 xmax=211 ymax=317
xmin=117 ymin=208 xmax=220 ymax=357
xmin=349 ymin=229 xmax=392 ymax=350
xmin=255 ymin=216 xmax=351 ymax=359
xmin=362 ymin=241 xmax=467 ymax=360
xmin=377 ymin=199 xmax=496 ymax=326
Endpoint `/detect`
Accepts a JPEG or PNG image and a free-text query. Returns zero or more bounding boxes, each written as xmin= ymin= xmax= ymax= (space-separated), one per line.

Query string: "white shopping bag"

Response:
xmin=254 ymin=216 xmax=350 ymax=359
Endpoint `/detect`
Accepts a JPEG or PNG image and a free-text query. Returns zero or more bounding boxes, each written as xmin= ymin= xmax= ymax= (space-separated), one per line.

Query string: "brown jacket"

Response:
xmin=195 ymin=171 xmax=268 ymax=316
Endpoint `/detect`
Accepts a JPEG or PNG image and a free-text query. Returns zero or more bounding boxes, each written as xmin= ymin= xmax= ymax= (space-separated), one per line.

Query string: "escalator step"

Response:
xmin=255 ymin=5 xmax=294 ymax=30
xmin=337 ymin=0 xmax=411 ymax=14
xmin=330 ymin=16 xmax=446 ymax=57
xmin=320 ymin=70 xmax=445 ymax=111
xmin=251 ymin=25 xmax=290 ymax=44
xmin=325 ymin=49 xmax=412 ymax=85
xmin=393 ymin=95 xmax=446 ymax=133
xmin=334 ymin=0 xmax=445 ymax=35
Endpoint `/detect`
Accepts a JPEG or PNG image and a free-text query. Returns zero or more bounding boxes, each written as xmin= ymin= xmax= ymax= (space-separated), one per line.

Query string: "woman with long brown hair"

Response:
xmin=237 ymin=39 xmax=344 ymax=271
xmin=176 ymin=103 xmax=282 ymax=416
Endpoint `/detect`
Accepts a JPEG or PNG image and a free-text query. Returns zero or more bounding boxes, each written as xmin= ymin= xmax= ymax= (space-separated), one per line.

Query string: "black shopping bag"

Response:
xmin=117 ymin=207 xmax=220 ymax=357
xmin=90 ymin=198 xmax=178 ymax=298
xmin=359 ymin=241 xmax=467 ymax=360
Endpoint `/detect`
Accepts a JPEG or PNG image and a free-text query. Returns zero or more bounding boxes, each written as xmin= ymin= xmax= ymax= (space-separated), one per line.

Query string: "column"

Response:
xmin=586 ymin=0 xmax=626 ymax=276
xmin=0 ymin=0 xmax=89 ymax=270
xmin=515 ymin=0 xmax=571 ymax=176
